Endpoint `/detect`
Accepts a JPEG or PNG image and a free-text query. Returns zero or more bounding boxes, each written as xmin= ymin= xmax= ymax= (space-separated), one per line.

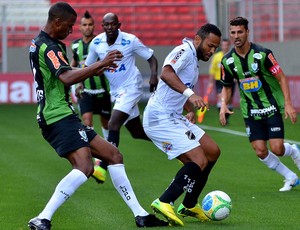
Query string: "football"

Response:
xmin=201 ymin=190 xmax=232 ymax=221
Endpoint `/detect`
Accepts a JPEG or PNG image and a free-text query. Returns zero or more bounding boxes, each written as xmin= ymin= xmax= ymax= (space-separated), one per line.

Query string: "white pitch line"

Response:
xmin=200 ymin=124 xmax=300 ymax=145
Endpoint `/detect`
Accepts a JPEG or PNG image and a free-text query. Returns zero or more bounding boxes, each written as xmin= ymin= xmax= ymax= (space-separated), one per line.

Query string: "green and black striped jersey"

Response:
xmin=29 ymin=31 xmax=75 ymax=128
xmin=71 ymin=38 xmax=109 ymax=96
xmin=221 ymin=43 xmax=284 ymax=120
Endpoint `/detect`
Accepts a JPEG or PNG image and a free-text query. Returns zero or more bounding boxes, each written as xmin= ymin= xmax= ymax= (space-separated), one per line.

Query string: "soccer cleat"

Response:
xmin=91 ymin=165 xmax=107 ymax=184
xmin=151 ymin=198 xmax=184 ymax=226
xmin=292 ymin=144 xmax=300 ymax=170
xmin=279 ymin=178 xmax=300 ymax=192
xmin=28 ymin=217 xmax=51 ymax=230
xmin=177 ymin=203 xmax=210 ymax=222
xmin=135 ymin=214 xmax=169 ymax=228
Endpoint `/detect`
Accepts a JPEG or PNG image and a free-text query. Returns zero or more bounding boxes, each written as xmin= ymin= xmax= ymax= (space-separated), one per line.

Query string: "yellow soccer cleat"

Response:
xmin=92 ymin=165 xmax=107 ymax=184
xmin=151 ymin=199 xmax=184 ymax=226
xmin=177 ymin=203 xmax=210 ymax=222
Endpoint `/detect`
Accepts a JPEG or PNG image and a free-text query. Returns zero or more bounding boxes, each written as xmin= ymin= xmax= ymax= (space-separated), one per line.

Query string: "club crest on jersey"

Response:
xmin=162 ymin=142 xmax=173 ymax=152
xmin=251 ymin=62 xmax=258 ymax=73
xmin=171 ymin=49 xmax=185 ymax=64
xmin=78 ymin=128 xmax=88 ymax=142
xmin=239 ymin=76 xmax=262 ymax=93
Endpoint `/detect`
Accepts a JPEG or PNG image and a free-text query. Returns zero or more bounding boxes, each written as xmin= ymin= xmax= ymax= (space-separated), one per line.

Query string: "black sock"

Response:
xmin=159 ymin=162 xmax=202 ymax=204
xmin=107 ymin=130 xmax=120 ymax=147
xmin=182 ymin=161 xmax=216 ymax=208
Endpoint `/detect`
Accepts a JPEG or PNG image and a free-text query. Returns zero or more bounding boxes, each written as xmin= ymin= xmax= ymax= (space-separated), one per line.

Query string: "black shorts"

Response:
xmin=41 ymin=114 xmax=97 ymax=157
xmin=244 ymin=113 xmax=284 ymax=142
xmin=215 ymin=80 xmax=223 ymax=94
xmin=78 ymin=92 xmax=111 ymax=119
xmin=218 ymin=81 xmax=236 ymax=96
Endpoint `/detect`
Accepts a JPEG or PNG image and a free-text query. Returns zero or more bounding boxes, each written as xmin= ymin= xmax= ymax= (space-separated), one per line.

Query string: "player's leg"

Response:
xmin=268 ymin=113 xmax=300 ymax=170
xmin=28 ymin=116 xmax=94 ymax=229
xmin=177 ymin=133 xmax=220 ymax=222
xmin=125 ymin=115 xmax=151 ymax=141
xmin=89 ymin=135 xmax=168 ymax=227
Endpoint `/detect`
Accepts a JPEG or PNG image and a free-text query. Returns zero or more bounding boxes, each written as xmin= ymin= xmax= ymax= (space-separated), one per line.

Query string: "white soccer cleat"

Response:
xmin=279 ymin=177 xmax=300 ymax=192
xmin=291 ymin=144 xmax=300 ymax=170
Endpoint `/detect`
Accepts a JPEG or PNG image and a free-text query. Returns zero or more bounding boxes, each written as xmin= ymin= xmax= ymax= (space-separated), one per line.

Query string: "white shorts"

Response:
xmin=112 ymin=86 xmax=143 ymax=122
xmin=143 ymin=109 xmax=205 ymax=160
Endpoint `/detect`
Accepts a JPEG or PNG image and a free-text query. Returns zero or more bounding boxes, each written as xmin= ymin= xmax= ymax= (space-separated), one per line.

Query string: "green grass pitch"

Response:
xmin=0 ymin=104 xmax=299 ymax=229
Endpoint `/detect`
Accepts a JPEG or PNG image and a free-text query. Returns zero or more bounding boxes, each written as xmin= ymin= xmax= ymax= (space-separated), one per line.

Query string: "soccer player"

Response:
xmin=143 ymin=23 xmax=222 ymax=226
xmin=208 ymin=38 xmax=235 ymax=124
xmin=220 ymin=16 xmax=300 ymax=192
xmin=70 ymin=10 xmax=111 ymax=183
xmin=85 ymin=12 xmax=158 ymax=183
xmin=27 ymin=2 xmax=168 ymax=229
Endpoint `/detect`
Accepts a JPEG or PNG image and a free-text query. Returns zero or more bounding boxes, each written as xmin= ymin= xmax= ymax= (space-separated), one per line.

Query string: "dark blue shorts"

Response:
xmin=244 ymin=113 xmax=284 ymax=142
xmin=78 ymin=92 xmax=111 ymax=119
xmin=41 ymin=114 xmax=97 ymax=157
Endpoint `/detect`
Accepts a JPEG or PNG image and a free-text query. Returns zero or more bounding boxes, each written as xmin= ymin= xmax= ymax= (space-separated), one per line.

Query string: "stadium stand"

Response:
xmin=0 ymin=0 xmax=206 ymax=48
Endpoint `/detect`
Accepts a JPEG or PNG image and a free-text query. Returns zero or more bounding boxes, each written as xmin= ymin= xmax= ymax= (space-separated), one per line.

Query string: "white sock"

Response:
xmin=102 ymin=127 xmax=109 ymax=140
xmin=260 ymin=151 xmax=297 ymax=179
xmin=108 ymin=164 xmax=148 ymax=217
xmin=283 ymin=143 xmax=298 ymax=158
xmin=38 ymin=169 xmax=88 ymax=220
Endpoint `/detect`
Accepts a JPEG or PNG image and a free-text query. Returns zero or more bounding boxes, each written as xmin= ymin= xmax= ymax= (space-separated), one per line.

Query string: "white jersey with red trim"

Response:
xmin=85 ymin=29 xmax=153 ymax=96
xmin=147 ymin=38 xmax=199 ymax=116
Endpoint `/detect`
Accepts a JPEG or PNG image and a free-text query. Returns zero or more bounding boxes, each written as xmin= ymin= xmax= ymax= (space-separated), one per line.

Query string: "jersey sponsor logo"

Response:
xmin=269 ymin=64 xmax=282 ymax=76
xmin=29 ymin=40 xmax=36 ymax=52
xmin=226 ymin=57 xmax=234 ymax=65
xmin=270 ymin=126 xmax=281 ymax=132
xmin=267 ymin=53 xmax=278 ymax=66
xmin=221 ymin=65 xmax=225 ymax=80
xmin=47 ymin=50 xmax=60 ymax=69
xmin=162 ymin=142 xmax=173 ymax=152
xmin=93 ymin=38 xmax=102 ymax=45
xmin=171 ymin=49 xmax=185 ymax=64
xmin=121 ymin=38 xmax=131 ymax=46
xmin=239 ymin=77 xmax=262 ymax=92
xmin=250 ymin=105 xmax=277 ymax=117
xmin=58 ymin=52 xmax=68 ymax=65
xmin=253 ymin=53 xmax=263 ymax=59
xmin=106 ymin=63 xmax=126 ymax=73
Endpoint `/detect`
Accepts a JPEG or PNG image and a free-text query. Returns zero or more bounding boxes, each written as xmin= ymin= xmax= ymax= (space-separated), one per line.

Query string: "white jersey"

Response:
xmin=85 ymin=29 xmax=153 ymax=96
xmin=147 ymin=38 xmax=199 ymax=116
xmin=143 ymin=38 xmax=204 ymax=159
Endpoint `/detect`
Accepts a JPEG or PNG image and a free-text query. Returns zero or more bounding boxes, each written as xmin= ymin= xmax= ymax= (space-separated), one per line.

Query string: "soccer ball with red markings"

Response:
xmin=201 ymin=190 xmax=232 ymax=221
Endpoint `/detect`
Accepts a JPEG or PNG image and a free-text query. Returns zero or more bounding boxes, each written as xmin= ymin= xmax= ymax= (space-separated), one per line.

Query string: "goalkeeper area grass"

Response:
xmin=0 ymin=104 xmax=299 ymax=229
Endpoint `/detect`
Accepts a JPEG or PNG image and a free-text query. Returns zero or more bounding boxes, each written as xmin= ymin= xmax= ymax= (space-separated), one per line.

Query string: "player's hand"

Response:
xmin=149 ymin=74 xmax=158 ymax=92
xmin=285 ymin=103 xmax=297 ymax=124
xmin=99 ymin=50 xmax=123 ymax=71
xmin=75 ymin=84 xmax=83 ymax=98
xmin=185 ymin=111 xmax=196 ymax=124
xmin=188 ymin=94 xmax=208 ymax=112
xmin=219 ymin=104 xmax=234 ymax=126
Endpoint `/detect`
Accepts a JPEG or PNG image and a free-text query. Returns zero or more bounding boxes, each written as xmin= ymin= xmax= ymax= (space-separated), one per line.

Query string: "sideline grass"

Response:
xmin=0 ymin=104 xmax=299 ymax=230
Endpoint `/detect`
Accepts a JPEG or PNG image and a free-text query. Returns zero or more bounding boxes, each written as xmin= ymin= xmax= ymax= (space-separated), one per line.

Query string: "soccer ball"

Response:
xmin=201 ymin=190 xmax=232 ymax=221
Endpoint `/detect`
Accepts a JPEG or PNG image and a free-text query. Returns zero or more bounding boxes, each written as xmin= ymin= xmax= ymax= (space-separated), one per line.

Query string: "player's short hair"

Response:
xmin=230 ymin=16 xmax=249 ymax=30
xmin=197 ymin=23 xmax=222 ymax=40
xmin=48 ymin=2 xmax=77 ymax=22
